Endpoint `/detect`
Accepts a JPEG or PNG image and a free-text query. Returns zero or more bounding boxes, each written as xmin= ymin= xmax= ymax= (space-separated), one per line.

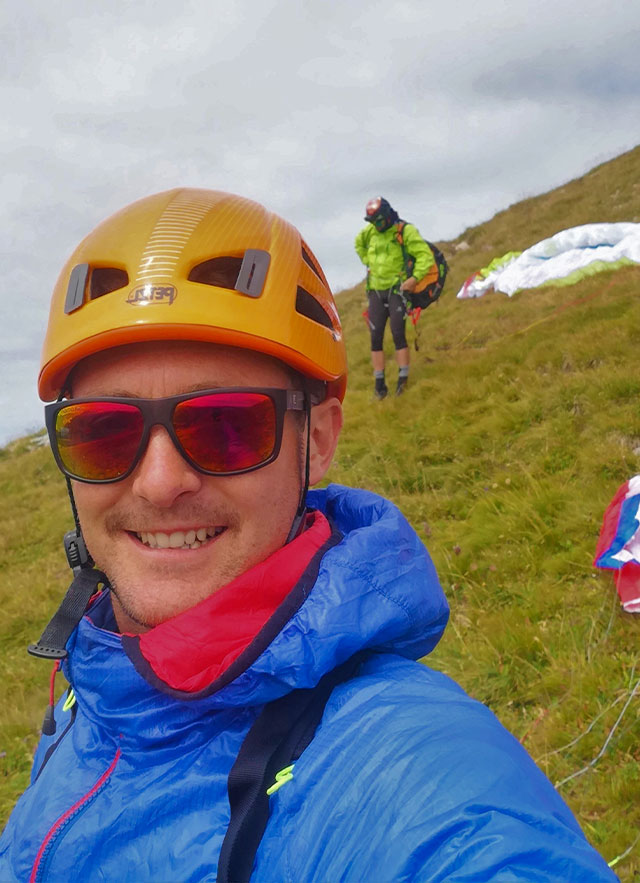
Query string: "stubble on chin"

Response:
xmin=96 ymin=530 xmax=245 ymax=633
xmin=104 ymin=548 xmax=242 ymax=633
xmin=108 ymin=578 xmax=153 ymax=633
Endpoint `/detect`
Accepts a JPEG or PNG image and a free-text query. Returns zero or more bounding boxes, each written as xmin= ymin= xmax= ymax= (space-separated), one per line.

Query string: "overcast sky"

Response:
xmin=2 ymin=0 xmax=639 ymax=444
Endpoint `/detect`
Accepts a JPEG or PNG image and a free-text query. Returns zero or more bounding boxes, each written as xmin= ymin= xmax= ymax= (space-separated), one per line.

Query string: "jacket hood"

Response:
xmin=65 ymin=485 xmax=449 ymax=728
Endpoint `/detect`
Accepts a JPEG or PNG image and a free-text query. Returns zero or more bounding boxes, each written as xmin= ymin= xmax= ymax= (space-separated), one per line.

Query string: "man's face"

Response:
xmin=372 ymin=213 xmax=392 ymax=232
xmin=70 ymin=341 xmax=305 ymax=633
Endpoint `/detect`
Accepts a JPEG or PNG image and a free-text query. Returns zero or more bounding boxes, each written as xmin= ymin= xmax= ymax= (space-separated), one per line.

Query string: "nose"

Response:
xmin=131 ymin=426 xmax=202 ymax=507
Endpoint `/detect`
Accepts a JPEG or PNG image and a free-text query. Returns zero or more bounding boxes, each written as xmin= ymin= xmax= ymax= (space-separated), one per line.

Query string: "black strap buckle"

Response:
xmin=64 ymin=530 xmax=91 ymax=574
xmin=28 ymin=566 xmax=107 ymax=660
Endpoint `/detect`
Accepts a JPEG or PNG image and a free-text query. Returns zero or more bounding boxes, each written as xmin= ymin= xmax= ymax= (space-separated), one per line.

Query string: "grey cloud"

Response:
xmin=474 ymin=39 xmax=640 ymax=102
xmin=1 ymin=0 xmax=639 ymax=444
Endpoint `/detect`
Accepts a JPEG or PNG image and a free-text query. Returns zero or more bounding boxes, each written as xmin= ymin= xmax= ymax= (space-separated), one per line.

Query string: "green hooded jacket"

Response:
xmin=354 ymin=222 xmax=435 ymax=289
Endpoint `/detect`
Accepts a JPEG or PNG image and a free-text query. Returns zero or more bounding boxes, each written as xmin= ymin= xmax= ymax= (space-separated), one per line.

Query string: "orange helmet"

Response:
xmin=39 ymin=188 xmax=347 ymax=401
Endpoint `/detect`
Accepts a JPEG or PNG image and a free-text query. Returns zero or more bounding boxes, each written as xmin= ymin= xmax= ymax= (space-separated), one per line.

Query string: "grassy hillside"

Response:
xmin=2 ymin=147 xmax=640 ymax=878
xmin=443 ymin=144 xmax=640 ymax=293
xmin=333 ymin=146 xmax=640 ymax=880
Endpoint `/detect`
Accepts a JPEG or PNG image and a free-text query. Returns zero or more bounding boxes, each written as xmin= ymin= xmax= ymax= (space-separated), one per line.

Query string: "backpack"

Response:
xmin=396 ymin=221 xmax=448 ymax=310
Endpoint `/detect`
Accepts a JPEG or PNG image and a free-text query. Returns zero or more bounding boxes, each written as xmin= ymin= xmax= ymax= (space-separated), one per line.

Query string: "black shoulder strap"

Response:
xmin=395 ymin=221 xmax=413 ymax=278
xmin=427 ymin=241 xmax=449 ymax=277
xmin=217 ymin=653 xmax=364 ymax=883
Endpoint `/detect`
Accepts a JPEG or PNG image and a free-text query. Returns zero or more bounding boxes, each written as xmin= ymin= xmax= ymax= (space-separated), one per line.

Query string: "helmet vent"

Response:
xmin=89 ymin=267 xmax=129 ymax=300
xmin=296 ymin=287 xmax=333 ymax=330
xmin=301 ymin=244 xmax=322 ymax=280
xmin=188 ymin=256 xmax=244 ymax=290
xmin=188 ymin=250 xmax=270 ymax=298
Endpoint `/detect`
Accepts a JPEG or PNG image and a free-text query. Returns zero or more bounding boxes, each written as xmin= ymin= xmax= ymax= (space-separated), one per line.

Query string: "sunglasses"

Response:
xmin=45 ymin=388 xmax=307 ymax=484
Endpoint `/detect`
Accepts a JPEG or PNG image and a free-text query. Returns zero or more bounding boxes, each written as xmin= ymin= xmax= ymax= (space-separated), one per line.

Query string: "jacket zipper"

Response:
xmin=30 ymin=747 xmax=121 ymax=883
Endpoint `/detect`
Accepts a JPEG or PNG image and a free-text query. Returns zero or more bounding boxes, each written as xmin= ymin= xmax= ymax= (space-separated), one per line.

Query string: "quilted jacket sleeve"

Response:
xmin=354 ymin=225 xmax=372 ymax=266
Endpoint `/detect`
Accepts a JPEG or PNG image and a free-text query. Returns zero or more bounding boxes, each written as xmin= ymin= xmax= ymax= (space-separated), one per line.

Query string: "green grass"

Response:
xmin=2 ymin=147 xmax=640 ymax=878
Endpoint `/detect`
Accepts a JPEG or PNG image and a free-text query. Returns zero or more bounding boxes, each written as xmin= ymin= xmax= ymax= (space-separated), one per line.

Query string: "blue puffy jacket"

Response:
xmin=0 ymin=485 xmax=616 ymax=881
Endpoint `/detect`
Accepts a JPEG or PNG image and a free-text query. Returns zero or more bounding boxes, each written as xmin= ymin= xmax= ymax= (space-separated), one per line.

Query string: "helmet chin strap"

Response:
xmin=63 ymin=476 xmax=93 ymax=570
xmin=285 ymin=392 xmax=311 ymax=544
xmin=28 ymin=384 xmax=103 ymax=667
xmin=28 ymin=477 xmax=104 ymax=666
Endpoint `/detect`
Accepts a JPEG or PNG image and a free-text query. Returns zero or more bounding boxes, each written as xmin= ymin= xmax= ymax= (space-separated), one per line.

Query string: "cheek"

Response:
xmin=237 ymin=434 xmax=302 ymax=522
xmin=72 ymin=481 xmax=122 ymax=530
xmin=278 ymin=422 xmax=304 ymax=487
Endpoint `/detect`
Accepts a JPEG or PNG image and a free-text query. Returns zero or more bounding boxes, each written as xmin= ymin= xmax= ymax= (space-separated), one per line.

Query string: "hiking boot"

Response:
xmin=396 ymin=375 xmax=408 ymax=396
xmin=374 ymin=377 xmax=388 ymax=399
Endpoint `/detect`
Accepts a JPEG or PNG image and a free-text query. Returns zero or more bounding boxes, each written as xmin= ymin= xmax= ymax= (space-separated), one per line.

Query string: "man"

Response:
xmin=0 ymin=189 xmax=616 ymax=881
xmin=355 ymin=196 xmax=435 ymax=398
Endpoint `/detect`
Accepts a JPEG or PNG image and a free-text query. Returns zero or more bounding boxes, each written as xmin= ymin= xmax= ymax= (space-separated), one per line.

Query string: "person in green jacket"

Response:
xmin=355 ymin=196 xmax=434 ymax=397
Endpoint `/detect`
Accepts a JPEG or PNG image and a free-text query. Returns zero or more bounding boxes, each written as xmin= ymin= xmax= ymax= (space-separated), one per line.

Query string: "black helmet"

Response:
xmin=364 ymin=196 xmax=398 ymax=232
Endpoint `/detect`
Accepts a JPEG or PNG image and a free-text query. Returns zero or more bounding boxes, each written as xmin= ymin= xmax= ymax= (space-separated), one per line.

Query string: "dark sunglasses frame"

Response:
xmin=45 ymin=387 xmax=307 ymax=484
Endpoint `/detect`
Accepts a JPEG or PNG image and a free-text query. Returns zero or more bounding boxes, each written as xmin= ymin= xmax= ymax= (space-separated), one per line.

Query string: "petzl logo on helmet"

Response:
xmin=127 ymin=285 xmax=177 ymax=306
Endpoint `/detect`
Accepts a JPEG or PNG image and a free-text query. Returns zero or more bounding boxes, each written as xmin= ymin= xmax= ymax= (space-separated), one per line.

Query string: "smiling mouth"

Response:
xmin=133 ymin=527 xmax=226 ymax=550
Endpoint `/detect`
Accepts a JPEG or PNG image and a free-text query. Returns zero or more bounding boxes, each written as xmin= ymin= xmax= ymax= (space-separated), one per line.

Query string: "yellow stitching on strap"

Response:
xmin=266 ymin=764 xmax=294 ymax=796
xmin=62 ymin=689 xmax=76 ymax=712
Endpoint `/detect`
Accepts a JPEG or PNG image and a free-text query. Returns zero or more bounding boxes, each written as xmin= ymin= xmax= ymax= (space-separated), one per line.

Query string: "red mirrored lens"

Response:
xmin=55 ymin=402 xmax=144 ymax=480
xmin=173 ymin=393 xmax=276 ymax=473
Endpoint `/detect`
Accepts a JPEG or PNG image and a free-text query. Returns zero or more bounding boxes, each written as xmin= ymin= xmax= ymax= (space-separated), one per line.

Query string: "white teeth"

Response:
xmin=136 ymin=527 xmax=223 ymax=550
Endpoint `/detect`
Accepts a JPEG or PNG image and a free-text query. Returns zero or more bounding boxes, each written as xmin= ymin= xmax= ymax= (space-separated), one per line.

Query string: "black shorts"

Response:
xmin=367 ymin=289 xmax=407 ymax=351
